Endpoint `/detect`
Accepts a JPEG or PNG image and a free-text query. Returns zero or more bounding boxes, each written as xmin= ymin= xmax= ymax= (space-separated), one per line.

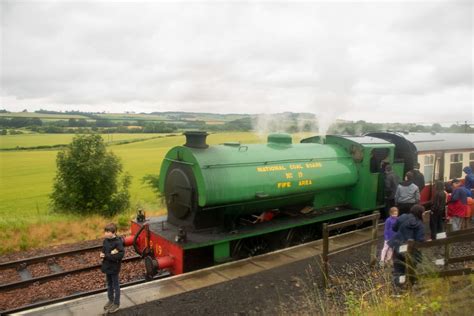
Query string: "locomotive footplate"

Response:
xmin=131 ymin=207 xmax=374 ymax=275
xmin=147 ymin=208 xmax=365 ymax=247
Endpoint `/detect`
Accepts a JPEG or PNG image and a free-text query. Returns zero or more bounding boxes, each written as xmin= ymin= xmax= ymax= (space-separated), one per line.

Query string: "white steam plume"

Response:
xmin=312 ymin=36 xmax=355 ymax=139
xmin=251 ymin=27 xmax=355 ymax=138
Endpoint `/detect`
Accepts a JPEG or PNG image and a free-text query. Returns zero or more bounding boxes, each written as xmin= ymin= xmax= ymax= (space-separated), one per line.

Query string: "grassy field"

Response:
xmin=0 ymin=133 xmax=166 ymax=149
xmin=0 ymin=112 xmax=88 ymax=119
xmin=94 ymin=112 xmax=247 ymax=122
xmin=95 ymin=113 xmax=171 ymax=120
xmin=1 ymin=132 xmax=318 ymax=253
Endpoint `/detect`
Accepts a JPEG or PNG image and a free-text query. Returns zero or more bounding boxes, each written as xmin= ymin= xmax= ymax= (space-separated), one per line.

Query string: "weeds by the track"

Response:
xmin=280 ymin=247 xmax=474 ymax=315
xmin=0 ymin=209 xmax=166 ymax=255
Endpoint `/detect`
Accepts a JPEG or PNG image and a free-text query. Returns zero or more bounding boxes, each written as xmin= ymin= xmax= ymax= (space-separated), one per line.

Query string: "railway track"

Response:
xmin=0 ymin=256 xmax=141 ymax=291
xmin=0 ymin=244 xmax=143 ymax=291
xmin=0 ymin=244 xmax=145 ymax=313
xmin=0 ymin=244 xmax=103 ymax=270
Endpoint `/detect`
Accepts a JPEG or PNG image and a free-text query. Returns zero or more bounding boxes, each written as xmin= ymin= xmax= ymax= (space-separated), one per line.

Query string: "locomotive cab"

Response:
xmin=301 ymin=135 xmax=397 ymax=210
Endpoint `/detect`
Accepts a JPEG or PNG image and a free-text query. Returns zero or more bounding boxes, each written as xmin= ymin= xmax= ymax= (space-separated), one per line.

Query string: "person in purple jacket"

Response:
xmin=379 ymin=207 xmax=399 ymax=266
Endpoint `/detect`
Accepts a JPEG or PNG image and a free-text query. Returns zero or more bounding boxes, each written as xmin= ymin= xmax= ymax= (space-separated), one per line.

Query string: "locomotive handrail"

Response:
xmin=133 ymin=223 xmax=149 ymax=258
xmin=164 ymin=158 xmax=194 ymax=165
xmin=200 ymin=157 xmax=349 ymax=169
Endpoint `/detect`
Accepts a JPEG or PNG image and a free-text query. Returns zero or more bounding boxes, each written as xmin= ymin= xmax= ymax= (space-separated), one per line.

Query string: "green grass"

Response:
xmin=0 ymin=133 xmax=165 ymax=149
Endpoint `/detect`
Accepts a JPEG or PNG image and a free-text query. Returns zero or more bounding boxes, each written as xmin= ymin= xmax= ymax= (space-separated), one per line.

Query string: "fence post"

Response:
xmin=370 ymin=211 xmax=380 ymax=268
xmin=405 ymin=239 xmax=415 ymax=290
xmin=444 ymin=223 xmax=452 ymax=269
xmin=322 ymin=223 xmax=329 ymax=288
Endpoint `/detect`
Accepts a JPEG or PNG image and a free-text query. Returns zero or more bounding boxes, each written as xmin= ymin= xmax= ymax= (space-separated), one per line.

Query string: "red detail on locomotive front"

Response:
xmin=152 ymin=234 xmax=183 ymax=274
xmin=157 ymin=255 xmax=175 ymax=270
xmin=123 ymin=235 xmax=135 ymax=247
xmin=130 ymin=221 xmax=184 ymax=275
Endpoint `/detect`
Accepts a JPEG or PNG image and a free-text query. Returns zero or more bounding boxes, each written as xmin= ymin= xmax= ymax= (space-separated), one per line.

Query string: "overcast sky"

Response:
xmin=1 ymin=0 xmax=472 ymax=123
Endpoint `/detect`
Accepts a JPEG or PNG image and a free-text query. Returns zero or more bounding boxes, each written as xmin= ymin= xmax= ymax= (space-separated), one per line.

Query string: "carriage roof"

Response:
xmin=401 ymin=132 xmax=474 ymax=152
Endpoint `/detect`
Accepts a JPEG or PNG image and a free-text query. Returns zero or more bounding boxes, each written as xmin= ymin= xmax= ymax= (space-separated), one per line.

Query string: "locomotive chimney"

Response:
xmin=183 ymin=131 xmax=209 ymax=149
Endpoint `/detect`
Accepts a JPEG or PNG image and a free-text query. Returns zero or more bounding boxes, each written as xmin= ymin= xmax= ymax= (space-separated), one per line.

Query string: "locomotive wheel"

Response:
xmin=231 ymin=237 xmax=270 ymax=259
xmin=284 ymin=226 xmax=318 ymax=246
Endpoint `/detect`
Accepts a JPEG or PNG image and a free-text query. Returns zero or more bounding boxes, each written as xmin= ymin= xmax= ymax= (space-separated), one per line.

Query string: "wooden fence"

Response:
xmin=321 ymin=211 xmax=380 ymax=288
xmin=399 ymin=226 xmax=474 ymax=288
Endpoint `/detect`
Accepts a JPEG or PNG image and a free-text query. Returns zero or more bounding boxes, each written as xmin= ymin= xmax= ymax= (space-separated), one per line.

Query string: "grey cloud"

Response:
xmin=0 ymin=1 xmax=472 ymax=124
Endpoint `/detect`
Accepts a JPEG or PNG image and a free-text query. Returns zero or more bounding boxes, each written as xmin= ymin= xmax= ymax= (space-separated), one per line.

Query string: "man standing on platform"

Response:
xmin=395 ymin=171 xmax=420 ymax=215
xmin=412 ymin=162 xmax=425 ymax=193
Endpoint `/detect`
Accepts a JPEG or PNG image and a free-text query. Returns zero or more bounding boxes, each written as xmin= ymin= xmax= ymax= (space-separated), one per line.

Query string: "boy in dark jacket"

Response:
xmin=101 ymin=223 xmax=124 ymax=313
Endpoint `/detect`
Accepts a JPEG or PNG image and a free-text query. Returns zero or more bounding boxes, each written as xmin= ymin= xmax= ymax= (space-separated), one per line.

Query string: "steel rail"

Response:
xmin=0 ymin=244 xmax=103 ymax=270
xmin=0 ymin=256 xmax=141 ymax=291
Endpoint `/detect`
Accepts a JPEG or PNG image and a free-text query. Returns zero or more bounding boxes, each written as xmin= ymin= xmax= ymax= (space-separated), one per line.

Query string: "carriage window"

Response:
xmin=423 ymin=154 xmax=434 ymax=183
xmin=470 ymin=153 xmax=474 ymax=171
xmin=449 ymin=153 xmax=463 ymax=179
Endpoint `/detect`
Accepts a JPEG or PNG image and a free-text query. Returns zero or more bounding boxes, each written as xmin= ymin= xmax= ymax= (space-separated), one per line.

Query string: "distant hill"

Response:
xmin=0 ymin=110 xmax=471 ymax=134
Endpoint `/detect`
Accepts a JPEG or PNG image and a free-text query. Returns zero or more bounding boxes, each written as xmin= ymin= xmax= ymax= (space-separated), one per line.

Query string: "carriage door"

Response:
xmin=434 ymin=151 xmax=444 ymax=182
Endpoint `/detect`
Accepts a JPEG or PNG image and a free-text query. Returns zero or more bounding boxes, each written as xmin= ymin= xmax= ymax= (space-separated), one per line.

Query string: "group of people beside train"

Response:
xmin=380 ymin=164 xmax=474 ymax=288
xmin=383 ymin=163 xmax=473 ymax=232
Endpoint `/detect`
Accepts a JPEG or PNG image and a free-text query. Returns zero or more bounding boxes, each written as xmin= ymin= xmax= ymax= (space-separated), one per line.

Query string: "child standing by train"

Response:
xmin=101 ymin=223 xmax=124 ymax=314
xmin=379 ymin=207 xmax=399 ymax=267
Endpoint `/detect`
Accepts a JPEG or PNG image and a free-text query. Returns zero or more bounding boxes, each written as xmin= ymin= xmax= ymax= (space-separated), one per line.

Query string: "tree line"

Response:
xmin=0 ymin=116 xmax=253 ymax=134
xmin=0 ymin=109 xmax=471 ymax=135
